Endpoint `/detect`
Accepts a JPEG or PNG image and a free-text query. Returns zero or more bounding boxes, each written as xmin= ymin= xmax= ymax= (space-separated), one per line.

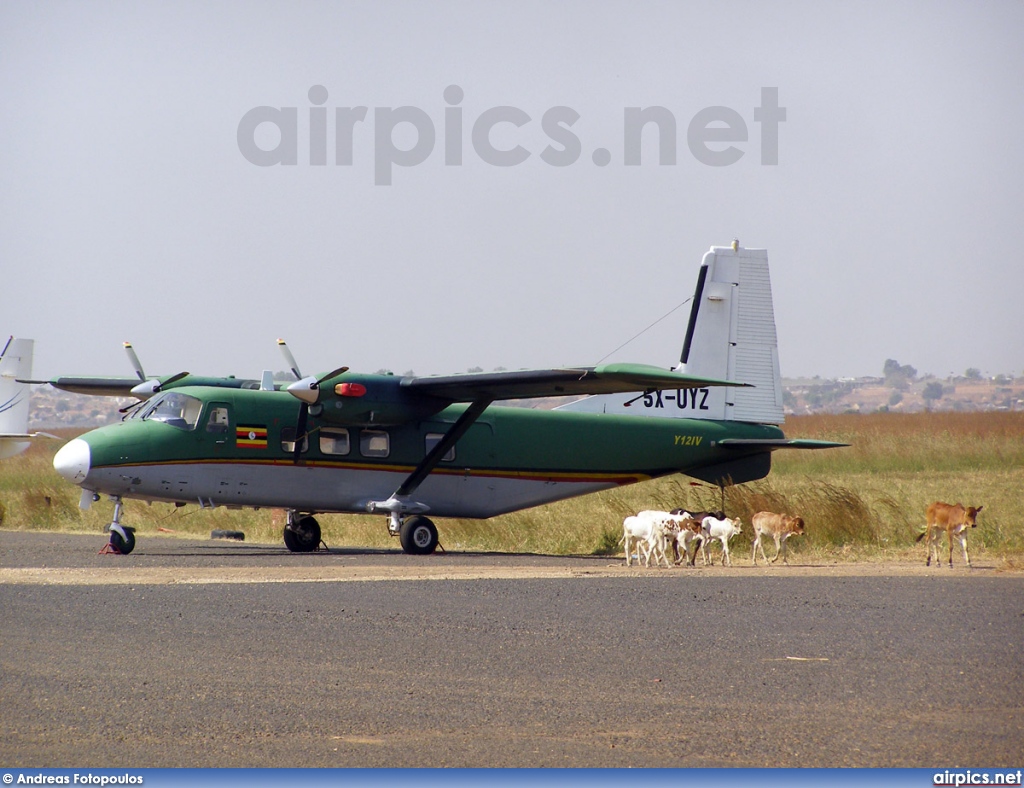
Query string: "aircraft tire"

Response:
xmin=109 ymin=526 xmax=136 ymax=555
xmin=283 ymin=515 xmax=320 ymax=553
xmin=399 ymin=516 xmax=438 ymax=555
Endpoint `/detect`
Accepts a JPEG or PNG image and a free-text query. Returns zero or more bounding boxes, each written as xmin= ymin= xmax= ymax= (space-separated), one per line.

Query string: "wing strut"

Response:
xmin=366 ymin=397 xmax=494 ymax=524
xmin=395 ymin=397 xmax=494 ymax=497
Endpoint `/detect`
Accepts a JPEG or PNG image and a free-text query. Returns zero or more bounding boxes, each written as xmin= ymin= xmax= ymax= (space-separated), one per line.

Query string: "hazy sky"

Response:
xmin=3 ymin=1 xmax=1022 ymax=383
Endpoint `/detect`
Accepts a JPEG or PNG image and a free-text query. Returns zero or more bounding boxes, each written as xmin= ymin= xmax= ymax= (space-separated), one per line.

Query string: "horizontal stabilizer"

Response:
xmin=716 ymin=438 xmax=850 ymax=449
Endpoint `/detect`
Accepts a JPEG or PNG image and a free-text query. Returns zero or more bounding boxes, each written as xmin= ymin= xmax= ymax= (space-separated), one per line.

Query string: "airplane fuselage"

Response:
xmin=57 ymin=385 xmax=783 ymax=519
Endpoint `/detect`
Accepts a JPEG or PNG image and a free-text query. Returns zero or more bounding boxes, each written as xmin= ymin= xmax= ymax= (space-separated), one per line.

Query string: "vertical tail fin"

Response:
xmin=556 ymin=244 xmax=784 ymax=424
xmin=674 ymin=245 xmax=784 ymax=424
xmin=0 ymin=337 xmax=36 ymax=459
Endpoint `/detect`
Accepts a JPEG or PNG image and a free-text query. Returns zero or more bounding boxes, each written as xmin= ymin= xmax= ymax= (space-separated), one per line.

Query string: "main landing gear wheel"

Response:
xmin=284 ymin=514 xmax=321 ymax=553
xmin=399 ymin=515 xmax=439 ymax=555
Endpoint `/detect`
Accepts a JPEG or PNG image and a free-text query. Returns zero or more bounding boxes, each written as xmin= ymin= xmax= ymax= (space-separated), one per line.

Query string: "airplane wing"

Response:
xmin=0 ymin=431 xmax=59 ymax=440
xmin=21 ymin=377 xmax=142 ymax=397
xmin=401 ymin=363 xmax=750 ymax=402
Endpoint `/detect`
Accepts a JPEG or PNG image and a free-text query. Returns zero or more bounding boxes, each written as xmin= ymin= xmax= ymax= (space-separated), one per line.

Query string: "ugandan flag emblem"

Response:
xmin=236 ymin=425 xmax=268 ymax=449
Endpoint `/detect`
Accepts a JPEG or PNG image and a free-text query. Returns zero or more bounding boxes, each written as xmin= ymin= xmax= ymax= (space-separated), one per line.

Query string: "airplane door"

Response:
xmin=198 ymin=401 xmax=248 ymax=504
xmin=203 ymin=402 xmax=232 ymax=451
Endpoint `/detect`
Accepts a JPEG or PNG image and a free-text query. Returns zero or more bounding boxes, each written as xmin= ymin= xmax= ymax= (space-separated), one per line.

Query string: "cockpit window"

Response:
xmin=136 ymin=392 xmax=203 ymax=430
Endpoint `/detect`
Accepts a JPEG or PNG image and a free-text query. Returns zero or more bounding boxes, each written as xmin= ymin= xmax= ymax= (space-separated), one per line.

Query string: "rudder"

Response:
xmin=0 ymin=337 xmax=36 ymax=459
xmin=675 ymin=245 xmax=784 ymax=424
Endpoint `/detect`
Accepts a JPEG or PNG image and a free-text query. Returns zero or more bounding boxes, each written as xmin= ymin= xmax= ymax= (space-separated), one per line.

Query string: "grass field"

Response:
xmin=2 ymin=412 xmax=1021 ymax=565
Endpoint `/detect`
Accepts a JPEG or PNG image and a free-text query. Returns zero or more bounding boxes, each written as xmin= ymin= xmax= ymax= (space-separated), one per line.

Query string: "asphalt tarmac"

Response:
xmin=1 ymin=531 xmax=1022 ymax=767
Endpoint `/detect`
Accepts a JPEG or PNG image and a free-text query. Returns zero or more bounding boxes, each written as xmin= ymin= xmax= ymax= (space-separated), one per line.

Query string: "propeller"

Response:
xmin=122 ymin=342 xmax=190 ymax=400
xmin=285 ymin=366 xmax=349 ymax=461
xmin=129 ymin=371 xmax=190 ymax=400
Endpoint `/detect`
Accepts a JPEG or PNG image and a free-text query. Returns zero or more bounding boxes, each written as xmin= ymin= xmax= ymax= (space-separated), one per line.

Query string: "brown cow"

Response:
xmin=751 ymin=511 xmax=806 ymax=565
xmin=916 ymin=502 xmax=983 ymax=568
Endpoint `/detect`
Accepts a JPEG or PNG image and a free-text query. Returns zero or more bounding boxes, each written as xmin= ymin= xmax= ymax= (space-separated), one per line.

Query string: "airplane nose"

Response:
xmin=53 ymin=438 xmax=91 ymax=484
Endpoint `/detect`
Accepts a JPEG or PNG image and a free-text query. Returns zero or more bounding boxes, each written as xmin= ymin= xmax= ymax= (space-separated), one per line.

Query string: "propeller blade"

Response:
xmin=317 ymin=366 xmax=349 ymax=384
xmin=159 ymin=370 xmax=191 ymax=388
xmin=123 ymin=342 xmax=146 ymax=381
xmin=277 ymin=339 xmax=302 ymax=380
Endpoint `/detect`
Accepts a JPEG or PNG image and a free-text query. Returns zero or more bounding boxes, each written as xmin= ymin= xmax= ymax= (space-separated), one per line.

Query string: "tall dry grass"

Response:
xmin=2 ymin=414 xmax=1021 ymax=561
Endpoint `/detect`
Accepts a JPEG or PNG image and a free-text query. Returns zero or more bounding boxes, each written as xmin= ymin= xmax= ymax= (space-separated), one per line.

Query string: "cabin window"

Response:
xmin=425 ymin=433 xmax=455 ymax=462
xmin=205 ymin=405 xmax=230 ymax=434
xmin=139 ymin=392 xmax=203 ymax=431
xmin=319 ymin=428 xmax=350 ymax=455
xmin=280 ymin=426 xmax=309 ymax=454
xmin=360 ymin=429 xmax=390 ymax=458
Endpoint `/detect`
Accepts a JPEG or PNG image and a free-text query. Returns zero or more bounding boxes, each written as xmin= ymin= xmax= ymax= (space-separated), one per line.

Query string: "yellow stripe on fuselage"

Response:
xmin=94 ymin=457 xmax=650 ymax=486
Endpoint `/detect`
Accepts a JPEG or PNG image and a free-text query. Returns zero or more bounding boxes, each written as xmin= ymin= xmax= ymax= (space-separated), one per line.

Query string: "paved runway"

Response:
xmin=1 ymin=532 xmax=1022 ymax=767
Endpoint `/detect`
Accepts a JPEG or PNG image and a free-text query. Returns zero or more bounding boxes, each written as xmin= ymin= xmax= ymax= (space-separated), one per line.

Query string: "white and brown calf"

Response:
xmin=668 ymin=509 xmax=724 ymax=563
xmin=673 ymin=516 xmax=705 ymax=566
xmin=751 ymin=511 xmax=806 ymax=565
xmin=622 ymin=511 xmax=682 ymax=567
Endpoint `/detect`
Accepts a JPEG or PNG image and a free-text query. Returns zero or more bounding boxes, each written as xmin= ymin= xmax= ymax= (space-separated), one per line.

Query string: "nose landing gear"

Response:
xmin=99 ymin=497 xmax=136 ymax=555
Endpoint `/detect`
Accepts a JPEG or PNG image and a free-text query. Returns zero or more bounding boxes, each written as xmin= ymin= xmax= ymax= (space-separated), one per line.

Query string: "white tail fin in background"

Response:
xmin=0 ymin=337 xmax=41 ymax=459
xmin=675 ymin=245 xmax=784 ymax=424
xmin=557 ymin=244 xmax=785 ymax=424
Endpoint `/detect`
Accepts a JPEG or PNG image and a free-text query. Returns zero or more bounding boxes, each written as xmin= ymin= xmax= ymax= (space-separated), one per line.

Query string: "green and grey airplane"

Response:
xmin=53 ymin=244 xmax=843 ymax=555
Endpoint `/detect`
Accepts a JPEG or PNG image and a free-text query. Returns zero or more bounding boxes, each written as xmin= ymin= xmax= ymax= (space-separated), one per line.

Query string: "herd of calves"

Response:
xmin=621 ymin=510 xmax=804 ymax=568
xmin=621 ymin=501 xmax=985 ymax=569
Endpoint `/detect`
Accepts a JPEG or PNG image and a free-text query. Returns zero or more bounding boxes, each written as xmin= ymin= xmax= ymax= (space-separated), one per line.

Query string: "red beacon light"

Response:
xmin=335 ymin=382 xmax=367 ymax=397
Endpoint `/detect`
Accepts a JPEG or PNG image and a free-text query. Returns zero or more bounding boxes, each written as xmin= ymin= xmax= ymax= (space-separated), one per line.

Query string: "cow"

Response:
xmin=699 ymin=515 xmax=743 ymax=566
xmin=673 ymin=516 xmax=705 ymax=566
xmin=622 ymin=511 xmax=685 ymax=568
xmin=751 ymin=511 xmax=806 ymax=565
xmin=916 ymin=502 xmax=983 ymax=568
xmin=668 ymin=509 xmax=725 ymax=563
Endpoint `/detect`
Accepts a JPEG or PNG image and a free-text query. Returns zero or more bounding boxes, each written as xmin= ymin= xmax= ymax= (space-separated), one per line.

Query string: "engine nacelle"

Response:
xmin=292 ymin=372 xmax=448 ymax=426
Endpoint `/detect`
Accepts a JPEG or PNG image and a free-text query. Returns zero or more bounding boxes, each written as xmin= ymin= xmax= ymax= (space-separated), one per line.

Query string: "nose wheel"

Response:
xmin=101 ymin=497 xmax=136 ymax=555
